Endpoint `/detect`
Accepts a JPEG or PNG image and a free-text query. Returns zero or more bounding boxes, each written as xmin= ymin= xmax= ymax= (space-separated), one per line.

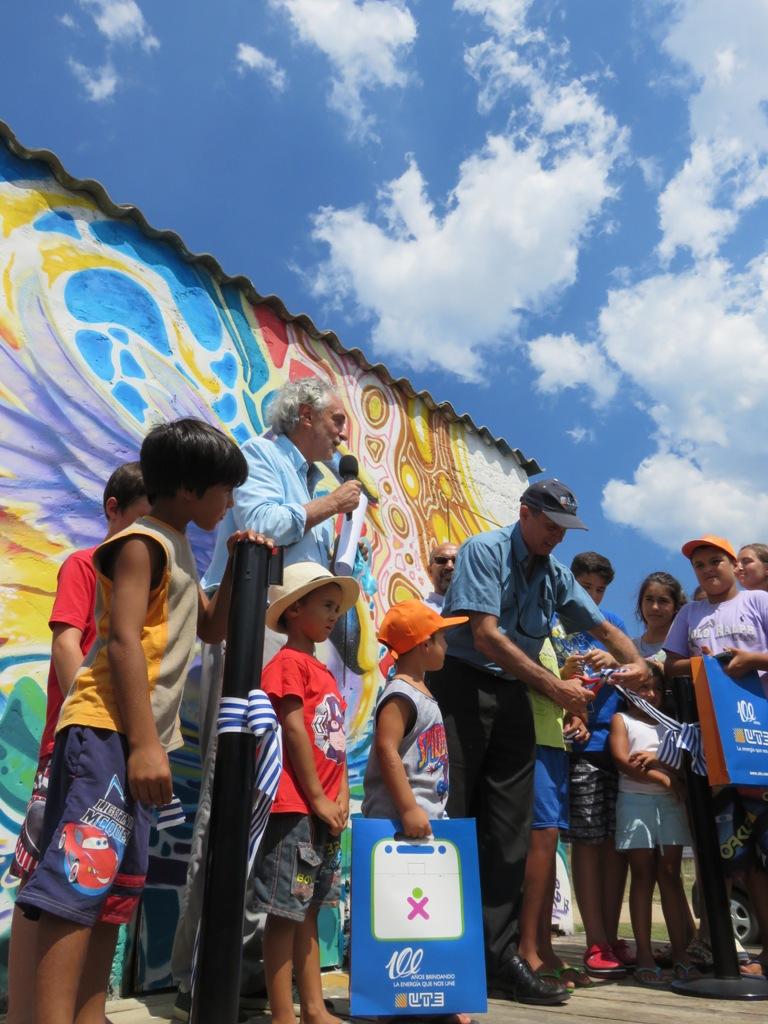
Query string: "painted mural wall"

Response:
xmin=0 ymin=134 xmax=530 ymax=997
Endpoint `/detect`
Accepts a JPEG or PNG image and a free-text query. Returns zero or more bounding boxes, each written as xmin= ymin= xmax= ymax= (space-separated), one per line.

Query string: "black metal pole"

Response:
xmin=669 ymin=675 xmax=768 ymax=1000
xmin=191 ymin=542 xmax=283 ymax=1024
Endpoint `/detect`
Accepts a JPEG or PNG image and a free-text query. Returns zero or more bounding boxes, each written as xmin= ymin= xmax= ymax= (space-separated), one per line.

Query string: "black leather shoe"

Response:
xmin=487 ymin=955 xmax=571 ymax=1005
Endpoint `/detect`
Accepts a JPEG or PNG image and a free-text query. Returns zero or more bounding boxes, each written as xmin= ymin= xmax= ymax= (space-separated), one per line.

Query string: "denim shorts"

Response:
xmin=615 ymin=790 xmax=691 ymax=851
xmin=532 ymin=745 xmax=569 ymax=830
xmin=16 ymin=726 xmax=152 ymax=927
xmin=252 ymin=812 xmax=341 ymax=922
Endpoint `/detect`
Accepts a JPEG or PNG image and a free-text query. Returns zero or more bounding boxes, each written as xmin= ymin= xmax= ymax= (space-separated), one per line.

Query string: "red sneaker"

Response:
xmin=584 ymin=943 xmax=627 ymax=977
xmin=612 ymin=939 xmax=637 ymax=967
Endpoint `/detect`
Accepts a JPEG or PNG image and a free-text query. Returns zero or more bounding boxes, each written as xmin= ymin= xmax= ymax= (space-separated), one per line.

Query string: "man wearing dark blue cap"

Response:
xmin=429 ymin=478 xmax=647 ymax=1006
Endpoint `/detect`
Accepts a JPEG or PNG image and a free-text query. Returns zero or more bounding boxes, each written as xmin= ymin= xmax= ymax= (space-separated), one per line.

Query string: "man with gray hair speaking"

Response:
xmin=172 ymin=378 xmax=361 ymax=1020
xmin=203 ymin=377 xmax=362 ymax=579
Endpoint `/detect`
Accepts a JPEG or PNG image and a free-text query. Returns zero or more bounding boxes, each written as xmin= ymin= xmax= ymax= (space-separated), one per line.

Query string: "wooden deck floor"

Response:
xmin=88 ymin=940 xmax=768 ymax=1024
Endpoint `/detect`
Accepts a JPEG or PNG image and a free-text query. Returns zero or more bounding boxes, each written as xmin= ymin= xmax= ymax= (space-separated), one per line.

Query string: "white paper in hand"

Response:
xmin=334 ymin=493 xmax=368 ymax=576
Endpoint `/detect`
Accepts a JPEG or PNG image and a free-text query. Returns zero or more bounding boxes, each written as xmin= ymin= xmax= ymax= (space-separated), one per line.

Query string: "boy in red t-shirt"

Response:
xmin=7 ymin=462 xmax=148 ymax=1024
xmin=254 ymin=562 xmax=359 ymax=1024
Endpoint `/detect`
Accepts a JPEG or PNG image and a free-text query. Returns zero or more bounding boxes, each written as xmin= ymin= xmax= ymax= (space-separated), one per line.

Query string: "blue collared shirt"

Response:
xmin=202 ymin=434 xmax=334 ymax=589
xmin=442 ymin=522 xmax=604 ymax=676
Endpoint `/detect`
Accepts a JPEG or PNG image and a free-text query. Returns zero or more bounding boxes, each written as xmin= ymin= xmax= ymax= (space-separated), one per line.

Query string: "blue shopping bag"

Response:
xmin=350 ymin=817 xmax=487 ymax=1016
xmin=694 ymin=655 xmax=768 ymax=787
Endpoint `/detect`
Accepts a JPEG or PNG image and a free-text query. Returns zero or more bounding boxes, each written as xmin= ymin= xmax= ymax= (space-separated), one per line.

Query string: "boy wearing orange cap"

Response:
xmin=665 ymin=534 xmax=768 ymax=972
xmin=362 ymin=600 xmax=468 ymax=837
xmin=665 ymin=535 xmax=768 ymax=682
xmin=362 ymin=600 xmax=476 ymax=1024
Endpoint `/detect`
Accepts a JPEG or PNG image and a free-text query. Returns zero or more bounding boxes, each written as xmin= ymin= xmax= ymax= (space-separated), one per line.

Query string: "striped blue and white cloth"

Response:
xmin=595 ymin=669 xmax=707 ymax=776
xmin=156 ymin=690 xmax=282 ymax=835
xmin=156 ymin=796 xmax=186 ymax=830
xmin=217 ymin=688 xmax=283 ymax=871
xmin=191 ymin=688 xmax=282 ymax=990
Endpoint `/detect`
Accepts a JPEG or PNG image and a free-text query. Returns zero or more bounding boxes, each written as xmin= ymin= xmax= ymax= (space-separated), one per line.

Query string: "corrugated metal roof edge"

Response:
xmin=0 ymin=119 xmax=542 ymax=476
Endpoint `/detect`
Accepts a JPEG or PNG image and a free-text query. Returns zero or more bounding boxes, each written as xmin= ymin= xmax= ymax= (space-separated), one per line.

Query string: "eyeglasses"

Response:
xmin=432 ymin=555 xmax=456 ymax=566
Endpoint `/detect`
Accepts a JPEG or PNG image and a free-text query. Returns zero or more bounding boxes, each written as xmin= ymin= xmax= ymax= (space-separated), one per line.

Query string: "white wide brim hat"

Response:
xmin=266 ymin=562 xmax=360 ymax=634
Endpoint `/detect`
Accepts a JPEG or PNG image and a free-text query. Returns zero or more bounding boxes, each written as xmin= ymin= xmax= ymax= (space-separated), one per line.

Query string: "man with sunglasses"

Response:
xmin=429 ymin=478 xmax=648 ymax=1007
xmin=424 ymin=542 xmax=459 ymax=611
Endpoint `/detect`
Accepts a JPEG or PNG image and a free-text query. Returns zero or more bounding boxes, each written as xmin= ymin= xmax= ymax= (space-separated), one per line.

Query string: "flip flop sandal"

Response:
xmin=673 ymin=962 xmax=702 ymax=981
xmin=739 ymin=958 xmax=764 ymax=977
xmin=634 ymin=965 xmax=667 ymax=988
xmin=534 ymin=968 xmax=569 ymax=990
xmin=558 ymin=964 xmax=593 ymax=989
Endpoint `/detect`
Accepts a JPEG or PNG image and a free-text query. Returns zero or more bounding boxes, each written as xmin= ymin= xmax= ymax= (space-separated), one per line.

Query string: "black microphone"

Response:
xmin=338 ymin=454 xmax=359 ymax=521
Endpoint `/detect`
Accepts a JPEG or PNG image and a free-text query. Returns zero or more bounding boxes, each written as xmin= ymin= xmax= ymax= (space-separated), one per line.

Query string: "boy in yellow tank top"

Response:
xmin=18 ymin=418 xmax=273 ymax=1024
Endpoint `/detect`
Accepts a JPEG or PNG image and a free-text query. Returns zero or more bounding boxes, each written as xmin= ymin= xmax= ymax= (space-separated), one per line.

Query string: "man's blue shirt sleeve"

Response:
xmin=234 ymin=443 xmax=307 ymax=545
xmin=443 ymin=537 xmax=502 ymax=617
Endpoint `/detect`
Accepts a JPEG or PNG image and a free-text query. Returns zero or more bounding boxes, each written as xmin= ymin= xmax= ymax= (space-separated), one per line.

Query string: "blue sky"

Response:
xmin=5 ymin=0 xmax=768 ymax=626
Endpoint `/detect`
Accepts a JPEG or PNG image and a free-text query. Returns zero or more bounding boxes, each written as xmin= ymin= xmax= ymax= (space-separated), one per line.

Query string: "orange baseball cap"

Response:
xmin=378 ymin=599 xmax=468 ymax=656
xmin=681 ymin=535 xmax=737 ymax=561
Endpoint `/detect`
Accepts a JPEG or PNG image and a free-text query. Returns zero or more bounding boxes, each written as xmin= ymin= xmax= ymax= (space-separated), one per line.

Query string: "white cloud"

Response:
xmin=270 ymin=0 xmax=416 ymax=140
xmin=594 ymin=256 xmax=768 ymax=548
xmin=664 ymin=0 xmax=768 ymax=146
xmin=306 ymin=2 xmax=624 ymax=379
xmin=236 ymin=43 xmax=288 ymax=92
xmin=657 ymin=139 xmax=742 ymax=263
xmin=463 ymin=38 xmax=619 ymax=157
xmin=520 ymin=1 xmax=768 ymax=552
xmin=636 ymin=155 xmax=664 ymax=191
xmin=68 ymin=58 xmax=119 ymax=101
xmin=67 ymin=1 xmax=158 ymax=102
xmin=59 ymin=13 xmax=77 ymax=29
xmin=527 ymin=333 xmax=619 ymax=405
xmin=530 ymin=79 xmax=620 ymax=155
xmin=714 ymin=46 xmax=740 ymax=86
xmin=310 ymin=126 xmax=621 ymax=380
xmin=79 ymin=0 xmax=159 ymax=52
xmin=599 ymin=260 xmax=768 ymax=449
xmin=603 ymin=452 xmax=768 ymax=553
xmin=454 ymin=0 xmax=538 ymax=43
xmin=656 ymin=0 xmax=768 ymax=260
xmin=566 ymin=426 xmax=595 ymax=444
xmin=464 ymin=37 xmax=532 ymax=115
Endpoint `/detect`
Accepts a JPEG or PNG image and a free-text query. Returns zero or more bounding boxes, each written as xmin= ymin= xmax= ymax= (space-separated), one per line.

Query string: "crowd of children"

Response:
xmin=9 ymin=412 xmax=768 ymax=1021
